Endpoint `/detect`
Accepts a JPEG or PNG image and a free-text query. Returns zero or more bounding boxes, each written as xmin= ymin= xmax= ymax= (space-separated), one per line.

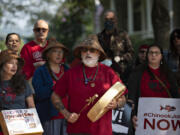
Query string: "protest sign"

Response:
xmin=0 ymin=108 xmax=43 ymax=135
xmin=112 ymin=103 xmax=132 ymax=134
xmin=136 ymin=97 xmax=180 ymax=135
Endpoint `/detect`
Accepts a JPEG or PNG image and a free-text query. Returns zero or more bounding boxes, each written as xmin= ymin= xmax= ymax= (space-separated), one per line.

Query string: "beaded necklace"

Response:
xmin=83 ymin=64 xmax=99 ymax=87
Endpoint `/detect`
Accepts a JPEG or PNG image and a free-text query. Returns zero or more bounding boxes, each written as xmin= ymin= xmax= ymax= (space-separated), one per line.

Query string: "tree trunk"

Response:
xmin=151 ymin=0 xmax=170 ymax=49
xmin=174 ymin=0 xmax=180 ymax=28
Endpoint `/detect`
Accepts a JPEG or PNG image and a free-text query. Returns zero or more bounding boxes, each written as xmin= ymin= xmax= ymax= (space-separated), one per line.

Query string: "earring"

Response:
xmin=160 ymin=60 xmax=163 ymax=64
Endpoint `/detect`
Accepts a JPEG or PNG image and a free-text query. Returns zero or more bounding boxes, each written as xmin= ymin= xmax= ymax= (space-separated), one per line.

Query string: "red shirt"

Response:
xmin=70 ymin=58 xmax=81 ymax=68
xmin=53 ymin=63 xmax=127 ymax=135
xmin=140 ymin=66 xmax=169 ymax=98
xmin=51 ymin=66 xmax=68 ymax=120
xmin=20 ymin=41 xmax=48 ymax=80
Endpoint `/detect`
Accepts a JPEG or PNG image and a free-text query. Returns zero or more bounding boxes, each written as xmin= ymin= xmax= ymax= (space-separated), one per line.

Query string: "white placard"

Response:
xmin=112 ymin=103 xmax=132 ymax=134
xmin=135 ymin=97 xmax=180 ymax=135
xmin=1 ymin=108 xmax=43 ymax=135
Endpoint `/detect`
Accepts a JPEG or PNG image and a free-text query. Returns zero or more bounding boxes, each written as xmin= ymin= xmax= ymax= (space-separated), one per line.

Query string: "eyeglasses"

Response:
xmin=52 ymin=50 xmax=63 ymax=54
xmin=81 ymin=48 xmax=98 ymax=53
xmin=148 ymin=51 xmax=161 ymax=56
xmin=34 ymin=28 xmax=48 ymax=33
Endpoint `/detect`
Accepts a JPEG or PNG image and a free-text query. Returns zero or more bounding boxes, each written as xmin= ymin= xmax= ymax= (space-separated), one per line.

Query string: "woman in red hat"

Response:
xmin=135 ymin=44 xmax=149 ymax=67
xmin=0 ymin=49 xmax=35 ymax=135
xmin=32 ymin=38 xmax=69 ymax=135
xmin=51 ymin=35 xmax=127 ymax=135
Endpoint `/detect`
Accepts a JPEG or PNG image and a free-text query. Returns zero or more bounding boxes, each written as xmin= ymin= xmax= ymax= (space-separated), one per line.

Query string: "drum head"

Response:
xmin=87 ymin=82 xmax=126 ymax=122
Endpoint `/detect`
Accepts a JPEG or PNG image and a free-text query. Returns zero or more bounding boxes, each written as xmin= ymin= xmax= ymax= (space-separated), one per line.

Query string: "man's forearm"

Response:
xmin=54 ymin=100 xmax=65 ymax=112
xmin=51 ymin=92 xmax=70 ymax=119
xmin=54 ymin=101 xmax=70 ymax=119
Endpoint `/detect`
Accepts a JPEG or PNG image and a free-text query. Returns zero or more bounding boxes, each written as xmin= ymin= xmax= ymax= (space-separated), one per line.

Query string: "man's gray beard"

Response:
xmin=82 ymin=58 xmax=98 ymax=67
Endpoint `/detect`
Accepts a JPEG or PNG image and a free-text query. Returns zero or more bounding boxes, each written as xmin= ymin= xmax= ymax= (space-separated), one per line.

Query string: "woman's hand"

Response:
xmin=117 ymin=95 xmax=126 ymax=108
xmin=26 ymin=95 xmax=35 ymax=108
xmin=67 ymin=113 xmax=80 ymax=123
xmin=132 ymin=115 xmax=138 ymax=130
xmin=106 ymin=95 xmax=126 ymax=110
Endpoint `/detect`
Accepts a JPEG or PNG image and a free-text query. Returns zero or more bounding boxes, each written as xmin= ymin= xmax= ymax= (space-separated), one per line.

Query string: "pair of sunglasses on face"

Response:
xmin=34 ymin=28 xmax=48 ymax=33
xmin=81 ymin=48 xmax=98 ymax=53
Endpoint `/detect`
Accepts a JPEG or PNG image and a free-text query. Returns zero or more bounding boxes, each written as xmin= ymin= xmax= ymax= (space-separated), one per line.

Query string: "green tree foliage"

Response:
xmin=49 ymin=0 xmax=95 ymax=61
xmin=0 ymin=8 xmax=2 ymax=22
xmin=0 ymin=40 xmax=7 ymax=51
xmin=0 ymin=0 xmax=96 ymax=58
xmin=0 ymin=0 xmax=59 ymax=25
xmin=152 ymin=0 xmax=170 ymax=49
xmin=130 ymin=35 xmax=154 ymax=54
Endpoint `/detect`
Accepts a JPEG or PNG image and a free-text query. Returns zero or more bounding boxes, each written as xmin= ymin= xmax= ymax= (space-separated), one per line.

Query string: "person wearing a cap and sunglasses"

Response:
xmin=134 ymin=44 xmax=148 ymax=67
xmin=32 ymin=38 xmax=69 ymax=135
xmin=20 ymin=19 xmax=49 ymax=80
xmin=0 ymin=49 xmax=35 ymax=134
xmin=51 ymin=35 xmax=127 ymax=135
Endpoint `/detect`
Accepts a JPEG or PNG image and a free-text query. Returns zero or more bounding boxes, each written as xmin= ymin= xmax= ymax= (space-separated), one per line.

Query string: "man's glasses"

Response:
xmin=52 ymin=50 xmax=63 ymax=55
xmin=81 ymin=48 xmax=98 ymax=53
xmin=148 ymin=51 xmax=161 ymax=56
xmin=34 ymin=28 xmax=48 ymax=33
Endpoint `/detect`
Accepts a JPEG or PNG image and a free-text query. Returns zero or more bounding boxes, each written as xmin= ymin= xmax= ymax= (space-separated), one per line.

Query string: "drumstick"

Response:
xmin=79 ymin=94 xmax=98 ymax=114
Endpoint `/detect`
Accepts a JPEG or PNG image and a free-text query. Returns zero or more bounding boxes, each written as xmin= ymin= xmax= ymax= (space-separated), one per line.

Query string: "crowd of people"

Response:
xmin=0 ymin=10 xmax=180 ymax=135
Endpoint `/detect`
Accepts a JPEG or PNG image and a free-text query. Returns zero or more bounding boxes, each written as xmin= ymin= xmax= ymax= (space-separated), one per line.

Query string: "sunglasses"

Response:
xmin=81 ymin=48 xmax=98 ymax=53
xmin=34 ymin=28 xmax=48 ymax=33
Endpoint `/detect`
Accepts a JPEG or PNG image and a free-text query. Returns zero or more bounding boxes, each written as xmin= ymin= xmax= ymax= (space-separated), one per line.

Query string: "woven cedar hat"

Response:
xmin=73 ymin=35 xmax=106 ymax=61
xmin=0 ymin=49 xmax=24 ymax=67
xmin=42 ymin=38 xmax=69 ymax=60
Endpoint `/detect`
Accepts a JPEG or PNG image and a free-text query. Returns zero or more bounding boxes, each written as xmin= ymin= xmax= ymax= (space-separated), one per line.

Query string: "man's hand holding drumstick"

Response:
xmin=51 ymin=92 xmax=98 ymax=123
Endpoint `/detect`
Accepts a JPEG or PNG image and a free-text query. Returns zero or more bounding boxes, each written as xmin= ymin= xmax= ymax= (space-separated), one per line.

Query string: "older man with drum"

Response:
xmin=51 ymin=35 xmax=127 ymax=135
